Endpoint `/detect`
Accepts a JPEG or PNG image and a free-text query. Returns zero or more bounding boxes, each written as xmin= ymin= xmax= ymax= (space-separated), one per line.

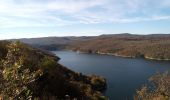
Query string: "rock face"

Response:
xmin=0 ymin=41 xmax=107 ymax=100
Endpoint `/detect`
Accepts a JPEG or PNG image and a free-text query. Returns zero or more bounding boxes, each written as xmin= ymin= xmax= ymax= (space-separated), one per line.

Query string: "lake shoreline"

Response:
xmin=74 ymin=50 xmax=170 ymax=61
xmin=54 ymin=50 xmax=170 ymax=100
xmin=52 ymin=49 xmax=170 ymax=61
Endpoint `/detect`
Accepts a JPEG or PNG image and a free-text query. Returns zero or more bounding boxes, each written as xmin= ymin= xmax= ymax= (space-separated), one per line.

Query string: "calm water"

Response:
xmin=53 ymin=51 xmax=170 ymax=100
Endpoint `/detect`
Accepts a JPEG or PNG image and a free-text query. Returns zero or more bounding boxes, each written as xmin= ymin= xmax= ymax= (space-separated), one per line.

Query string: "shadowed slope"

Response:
xmin=0 ymin=41 xmax=107 ymax=100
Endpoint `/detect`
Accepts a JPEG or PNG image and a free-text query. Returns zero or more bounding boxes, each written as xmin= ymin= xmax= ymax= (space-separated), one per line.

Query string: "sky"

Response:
xmin=0 ymin=0 xmax=170 ymax=39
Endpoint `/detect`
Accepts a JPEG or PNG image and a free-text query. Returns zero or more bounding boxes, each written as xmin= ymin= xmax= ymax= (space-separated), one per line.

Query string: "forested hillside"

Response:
xmin=12 ymin=33 xmax=170 ymax=60
xmin=135 ymin=72 xmax=170 ymax=100
xmin=69 ymin=34 xmax=170 ymax=60
xmin=0 ymin=41 xmax=107 ymax=100
xmin=14 ymin=36 xmax=94 ymax=51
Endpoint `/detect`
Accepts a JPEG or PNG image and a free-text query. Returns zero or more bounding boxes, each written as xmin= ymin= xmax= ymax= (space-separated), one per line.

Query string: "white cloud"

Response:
xmin=0 ymin=0 xmax=105 ymax=14
xmin=0 ymin=29 xmax=106 ymax=40
xmin=0 ymin=0 xmax=170 ymax=29
xmin=0 ymin=0 xmax=106 ymax=28
xmin=46 ymin=0 xmax=105 ymax=13
xmin=0 ymin=32 xmax=45 ymax=40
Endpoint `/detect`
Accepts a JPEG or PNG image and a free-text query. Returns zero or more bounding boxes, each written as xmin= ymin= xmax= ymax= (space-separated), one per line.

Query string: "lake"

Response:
xmin=53 ymin=51 xmax=170 ymax=100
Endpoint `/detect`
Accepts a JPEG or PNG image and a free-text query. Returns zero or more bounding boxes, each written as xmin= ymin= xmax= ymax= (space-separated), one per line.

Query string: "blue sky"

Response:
xmin=0 ymin=0 xmax=170 ymax=39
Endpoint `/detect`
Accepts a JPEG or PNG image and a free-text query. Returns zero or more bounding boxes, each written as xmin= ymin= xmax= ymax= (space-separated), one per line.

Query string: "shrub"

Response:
xmin=134 ymin=72 xmax=170 ymax=100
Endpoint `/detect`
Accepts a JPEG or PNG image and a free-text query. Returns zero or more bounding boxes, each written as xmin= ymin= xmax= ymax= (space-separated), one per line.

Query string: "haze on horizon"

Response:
xmin=0 ymin=0 xmax=170 ymax=40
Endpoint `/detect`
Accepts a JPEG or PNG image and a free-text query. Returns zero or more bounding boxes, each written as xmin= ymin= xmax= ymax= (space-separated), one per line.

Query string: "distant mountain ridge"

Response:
xmin=11 ymin=36 xmax=95 ymax=50
xmin=11 ymin=33 xmax=170 ymax=60
xmin=17 ymin=36 xmax=95 ymax=45
xmin=69 ymin=33 xmax=170 ymax=60
xmin=12 ymin=33 xmax=170 ymax=45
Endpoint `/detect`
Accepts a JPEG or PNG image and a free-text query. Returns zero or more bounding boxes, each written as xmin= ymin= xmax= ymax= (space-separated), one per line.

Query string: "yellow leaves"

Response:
xmin=41 ymin=56 xmax=57 ymax=71
xmin=1 ymin=41 xmax=39 ymax=98
xmin=3 ymin=67 xmax=14 ymax=80
xmin=35 ymin=69 xmax=43 ymax=78
xmin=135 ymin=72 xmax=170 ymax=100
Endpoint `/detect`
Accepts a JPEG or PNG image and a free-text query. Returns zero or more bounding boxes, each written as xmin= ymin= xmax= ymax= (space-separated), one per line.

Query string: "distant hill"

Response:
xmin=69 ymin=34 xmax=170 ymax=60
xmin=11 ymin=33 xmax=170 ymax=60
xmin=100 ymin=33 xmax=170 ymax=38
xmin=12 ymin=36 xmax=95 ymax=50
xmin=17 ymin=36 xmax=95 ymax=45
